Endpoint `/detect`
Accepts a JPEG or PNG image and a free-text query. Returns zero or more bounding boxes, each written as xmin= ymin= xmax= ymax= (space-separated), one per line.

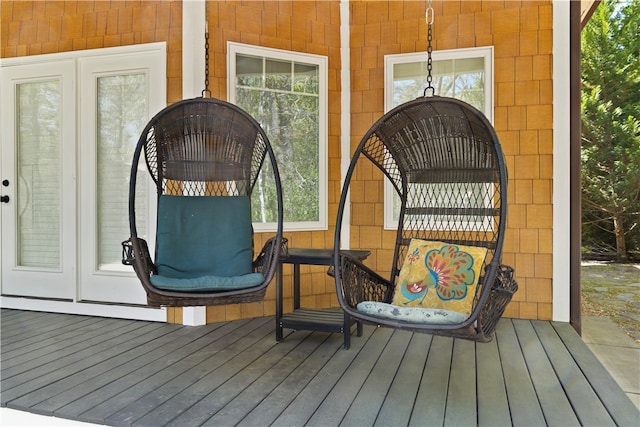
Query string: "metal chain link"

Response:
xmin=202 ymin=1 xmax=211 ymax=98
xmin=423 ymin=0 xmax=435 ymax=97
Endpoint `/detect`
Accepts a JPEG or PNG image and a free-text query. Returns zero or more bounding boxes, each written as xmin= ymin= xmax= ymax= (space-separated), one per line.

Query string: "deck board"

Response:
xmin=495 ymin=320 xmax=548 ymax=426
xmin=270 ymin=325 xmax=372 ymax=427
xmin=305 ymin=326 xmax=394 ymax=426
xmin=104 ymin=318 xmax=275 ymax=426
xmin=409 ymin=334 xmax=452 ymax=425
xmin=75 ymin=318 xmax=263 ymax=425
xmin=475 ymin=336 xmax=511 ymax=426
xmin=1 ymin=311 xmax=64 ymax=338
xmin=200 ymin=331 xmax=326 ymax=427
xmin=28 ymin=321 xmax=226 ymax=415
xmin=373 ymin=333 xmax=432 ymax=427
xmin=2 ymin=317 xmax=142 ymax=373
xmin=160 ymin=330 xmax=314 ymax=427
xmin=2 ymin=321 xmax=161 ymax=403
xmin=512 ymin=319 xmax=582 ymax=426
xmin=2 ymin=309 xmax=638 ymax=426
xmin=535 ymin=320 xmax=616 ymax=425
xmin=445 ymin=338 xmax=477 ymax=426
xmin=2 ymin=315 xmax=105 ymax=363
xmin=340 ymin=328 xmax=413 ymax=426
xmin=236 ymin=333 xmax=342 ymax=427
xmin=548 ymin=321 xmax=639 ymax=427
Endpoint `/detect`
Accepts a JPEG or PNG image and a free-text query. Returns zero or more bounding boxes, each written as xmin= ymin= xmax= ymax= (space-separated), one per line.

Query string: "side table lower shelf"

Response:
xmin=278 ymin=308 xmax=363 ymax=348
xmin=275 ymin=247 xmax=370 ymax=350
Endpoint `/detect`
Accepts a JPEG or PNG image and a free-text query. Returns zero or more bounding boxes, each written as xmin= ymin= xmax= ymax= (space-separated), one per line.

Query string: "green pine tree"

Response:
xmin=581 ymin=0 xmax=640 ymax=260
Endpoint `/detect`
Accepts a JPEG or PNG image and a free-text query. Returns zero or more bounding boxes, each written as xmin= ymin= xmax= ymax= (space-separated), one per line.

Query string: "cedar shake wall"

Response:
xmin=2 ymin=0 xmax=554 ymax=323
xmin=1 ymin=0 xmax=184 ymax=103
xmin=349 ymin=0 xmax=554 ymax=321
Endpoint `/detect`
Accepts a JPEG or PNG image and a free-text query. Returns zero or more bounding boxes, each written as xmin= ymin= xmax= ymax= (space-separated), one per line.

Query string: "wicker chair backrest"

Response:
xmin=357 ymin=97 xmax=507 ymax=287
xmin=140 ymin=98 xmax=269 ymax=198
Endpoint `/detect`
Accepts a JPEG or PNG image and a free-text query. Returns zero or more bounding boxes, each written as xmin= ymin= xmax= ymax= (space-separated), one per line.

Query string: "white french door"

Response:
xmin=1 ymin=44 xmax=165 ymax=307
xmin=0 ymin=60 xmax=77 ymax=299
xmin=77 ymin=52 xmax=162 ymax=304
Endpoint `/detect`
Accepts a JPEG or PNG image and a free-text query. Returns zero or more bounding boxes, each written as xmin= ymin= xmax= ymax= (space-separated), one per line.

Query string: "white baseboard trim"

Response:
xmin=0 ymin=296 xmax=167 ymax=322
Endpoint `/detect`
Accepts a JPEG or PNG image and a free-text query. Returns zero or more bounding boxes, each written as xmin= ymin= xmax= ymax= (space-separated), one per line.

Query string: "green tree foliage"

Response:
xmin=581 ymin=0 xmax=640 ymax=260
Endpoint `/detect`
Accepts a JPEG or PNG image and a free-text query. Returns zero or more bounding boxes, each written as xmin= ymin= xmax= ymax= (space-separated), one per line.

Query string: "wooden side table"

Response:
xmin=275 ymin=247 xmax=371 ymax=349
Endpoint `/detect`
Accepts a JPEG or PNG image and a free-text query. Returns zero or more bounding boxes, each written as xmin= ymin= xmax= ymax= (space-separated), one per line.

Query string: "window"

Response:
xmin=228 ymin=42 xmax=328 ymax=231
xmin=383 ymin=47 xmax=494 ymax=229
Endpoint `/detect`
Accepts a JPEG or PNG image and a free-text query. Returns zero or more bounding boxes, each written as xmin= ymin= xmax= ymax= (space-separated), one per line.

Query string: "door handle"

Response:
xmin=2 ymin=179 xmax=9 ymax=202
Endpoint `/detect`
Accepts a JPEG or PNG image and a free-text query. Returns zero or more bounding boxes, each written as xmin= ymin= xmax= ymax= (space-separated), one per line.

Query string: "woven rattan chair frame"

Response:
xmin=124 ymin=97 xmax=283 ymax=307
xmin=333 ymin=96 xmax=517 ymax=342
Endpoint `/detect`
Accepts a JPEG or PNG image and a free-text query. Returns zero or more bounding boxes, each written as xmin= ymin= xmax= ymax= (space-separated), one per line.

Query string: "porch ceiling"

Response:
xmin=581 ymin=0 xmax=602 ymax=29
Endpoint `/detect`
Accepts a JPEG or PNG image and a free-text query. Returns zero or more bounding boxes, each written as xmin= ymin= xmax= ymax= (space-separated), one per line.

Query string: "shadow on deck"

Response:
xmin=1 ymin=309 xmax=638 ymax=426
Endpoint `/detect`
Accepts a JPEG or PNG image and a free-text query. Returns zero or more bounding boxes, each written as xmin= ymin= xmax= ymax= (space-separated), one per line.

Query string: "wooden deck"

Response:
xmin=1 ymin=308 xmax=638 ymax=426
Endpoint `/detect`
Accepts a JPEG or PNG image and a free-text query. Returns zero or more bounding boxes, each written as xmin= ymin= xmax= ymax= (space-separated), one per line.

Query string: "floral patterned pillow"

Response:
xmin=391 ymin=239 xmax=488 ymax=317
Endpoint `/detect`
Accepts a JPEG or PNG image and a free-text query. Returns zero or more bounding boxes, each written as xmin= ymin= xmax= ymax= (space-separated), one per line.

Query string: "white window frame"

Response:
xmin=228 ymin=42 xmax=328 ymax=232
xmin=383 ymin=46 xmax=494 ymax=230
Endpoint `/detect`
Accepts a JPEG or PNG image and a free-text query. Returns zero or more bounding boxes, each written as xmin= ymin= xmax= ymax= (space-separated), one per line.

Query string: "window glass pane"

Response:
xmin=393 ymin=57 xmax=485 ymax=112
xmin=393 ymin=62 xmax=429 ymax=106
xmin=265 ymin=59 xmax=291 ymax=91
xmin=16 ymin=81 xmax=61 ymax=268
xmin=453 ymin=69 xmax=485 ymax=111
xmin=235 ymin=52 xmax=321 ymax=225
xmin=388 ymin=51 xmax=490 ymax=227
xmin=237 ymin=87 xmax=320 ymax=223
xmin=96 ymin=74 xmax=147 ymax=267
xmin=294 ymin=63 xmax=318 ymax=94
xmin=236 ymin=54 xmax=263 ymax=88
xmin=431 ymin=59 xmax=454 ymax=75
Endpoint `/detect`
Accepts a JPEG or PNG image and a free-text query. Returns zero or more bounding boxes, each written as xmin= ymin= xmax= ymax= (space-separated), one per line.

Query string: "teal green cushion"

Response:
xmin=150 ymin=272 xmax=264 ymax=291
xmin=356 ymin=301 xmax=467 ymax=324
xmin=155 ymin=195 xmax=254 ymax=282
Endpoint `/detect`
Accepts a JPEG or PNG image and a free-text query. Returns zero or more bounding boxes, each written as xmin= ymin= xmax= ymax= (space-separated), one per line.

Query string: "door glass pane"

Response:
xmin=16 ymin=81 xmax=61 ymax=268
xmin=96 ymin=74 xmax=147 ymax=267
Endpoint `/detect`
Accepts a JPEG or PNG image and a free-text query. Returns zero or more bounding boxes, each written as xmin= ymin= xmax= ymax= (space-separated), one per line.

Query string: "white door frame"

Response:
xmin=552 ymin=0 xmax=571 ymax=322
xmin=0 ymin=44 xmax=167 ymax=322
xmin=0 ymin=59 xmax=77 ymax=300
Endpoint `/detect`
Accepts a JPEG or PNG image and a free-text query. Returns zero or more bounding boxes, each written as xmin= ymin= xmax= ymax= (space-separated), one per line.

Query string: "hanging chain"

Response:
xmin=202 ymin=1 xmax=211 ymax=98
xmin=423 ymin=0 xmax=435 ymax=97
